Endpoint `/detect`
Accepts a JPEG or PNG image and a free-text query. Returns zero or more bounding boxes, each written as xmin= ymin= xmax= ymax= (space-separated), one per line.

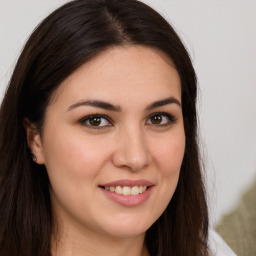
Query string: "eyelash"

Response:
xmin=79 ymin=112 xmax=177 ymax=130
xmin=79 ymin=114 xmax=112 ymax=130
xmin=146 ymin=112 xmax=177 ymax=126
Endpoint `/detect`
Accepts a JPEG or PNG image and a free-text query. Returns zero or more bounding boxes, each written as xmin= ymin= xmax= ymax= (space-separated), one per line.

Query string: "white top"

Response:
xmin=209 ymin=230 xmax=237 ymax=256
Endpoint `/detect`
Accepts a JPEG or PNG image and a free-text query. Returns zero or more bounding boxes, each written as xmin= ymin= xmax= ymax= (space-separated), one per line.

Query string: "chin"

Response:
xmin=96 ymin=213 xmax=156 ymax=239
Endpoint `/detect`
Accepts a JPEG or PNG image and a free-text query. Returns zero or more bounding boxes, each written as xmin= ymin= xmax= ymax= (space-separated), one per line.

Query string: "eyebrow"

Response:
xmin=145 ymin=97 xmax=181 ymax=111
xmin=67 ymin=96 xmax=181 ymax=112
xmin=67 ymin=100 xmax=121 ymax=112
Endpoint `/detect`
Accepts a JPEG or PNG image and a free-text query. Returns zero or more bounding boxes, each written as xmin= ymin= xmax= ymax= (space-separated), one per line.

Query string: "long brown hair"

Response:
xmin=0 ymin=0 xmax=209 ymax=255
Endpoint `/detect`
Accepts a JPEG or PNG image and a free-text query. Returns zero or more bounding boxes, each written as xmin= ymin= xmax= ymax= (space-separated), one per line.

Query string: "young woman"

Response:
xmin=0 ymin=0 xmax=236 ymax=255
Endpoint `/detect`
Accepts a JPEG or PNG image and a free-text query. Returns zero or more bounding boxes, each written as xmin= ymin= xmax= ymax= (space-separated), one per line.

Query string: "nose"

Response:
xmin=112 ymin=128 xmax=152 ymax=171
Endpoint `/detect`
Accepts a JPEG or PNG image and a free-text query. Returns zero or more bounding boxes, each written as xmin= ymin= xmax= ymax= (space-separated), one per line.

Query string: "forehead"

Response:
xmin=51 ymin=45 xmax=181 ymax=109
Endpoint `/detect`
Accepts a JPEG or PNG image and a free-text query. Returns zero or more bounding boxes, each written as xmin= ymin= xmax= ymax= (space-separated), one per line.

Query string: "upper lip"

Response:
xmin=99 ymin=179 xmax=154 ymax=187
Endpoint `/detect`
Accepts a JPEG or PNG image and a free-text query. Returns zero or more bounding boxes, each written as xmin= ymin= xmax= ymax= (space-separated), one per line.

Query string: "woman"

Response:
xmin=0 ymin=0 xmax=235 ymax=255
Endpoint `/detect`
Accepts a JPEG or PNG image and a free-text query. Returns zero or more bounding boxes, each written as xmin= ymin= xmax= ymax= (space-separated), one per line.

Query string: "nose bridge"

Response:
xmin=113 ymin=124 xmax=151 ymax=171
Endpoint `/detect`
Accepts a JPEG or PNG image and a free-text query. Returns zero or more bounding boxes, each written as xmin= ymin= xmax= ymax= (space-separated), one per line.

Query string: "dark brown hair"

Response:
xmin=0 ymin=0 xmax=209 ymax=255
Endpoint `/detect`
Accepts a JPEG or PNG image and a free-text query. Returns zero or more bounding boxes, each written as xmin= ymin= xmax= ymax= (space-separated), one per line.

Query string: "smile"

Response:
xmin=104 ymin=185 xmax=148 ymax=196
xmin=99 ymin=179 xmax=154 ymax=206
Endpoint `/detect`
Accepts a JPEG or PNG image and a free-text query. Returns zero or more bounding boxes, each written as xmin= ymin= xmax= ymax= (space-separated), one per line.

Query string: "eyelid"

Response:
xmin=146 ymin=112 xmax=177 ymax=125
xmin=78 ymin=112 xmax=177 ymax=130
xmin=79 ymin=114 xmax=113 ymax=129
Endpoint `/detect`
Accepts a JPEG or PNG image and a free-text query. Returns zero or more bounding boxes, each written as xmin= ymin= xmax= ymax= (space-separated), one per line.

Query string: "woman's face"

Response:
xmin=31 ymin=46 xmax=185 ymax=239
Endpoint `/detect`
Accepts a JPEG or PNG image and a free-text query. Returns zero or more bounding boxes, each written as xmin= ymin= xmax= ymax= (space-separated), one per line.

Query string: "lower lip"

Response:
xmin=99 ymin=186 xmax=153 ymax=207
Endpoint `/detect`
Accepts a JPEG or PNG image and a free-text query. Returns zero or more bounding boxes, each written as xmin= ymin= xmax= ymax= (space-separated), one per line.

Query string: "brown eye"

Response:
xmin=88 ymin=116 xmax=102 ymax=126
xmin=150 ymin=114 xmax=162 ymax=124
xmin=80 ymin=115 xmax=111 ymax=129
xmin=146 ymin=113 xmax=176 ymax=126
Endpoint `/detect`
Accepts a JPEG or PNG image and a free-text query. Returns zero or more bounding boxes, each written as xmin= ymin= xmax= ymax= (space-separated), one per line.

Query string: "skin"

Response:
xmin=26 ymin=45 xmax=185 ymax=256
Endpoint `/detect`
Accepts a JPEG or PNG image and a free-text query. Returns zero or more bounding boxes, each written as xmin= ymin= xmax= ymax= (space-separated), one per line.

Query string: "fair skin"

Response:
xmin=26 ymin=45 xmax=185 ymax=256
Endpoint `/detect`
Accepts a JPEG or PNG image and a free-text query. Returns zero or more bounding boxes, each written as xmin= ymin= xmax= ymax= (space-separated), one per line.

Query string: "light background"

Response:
xmin=0 ymin=0 xmax=256 ymax=226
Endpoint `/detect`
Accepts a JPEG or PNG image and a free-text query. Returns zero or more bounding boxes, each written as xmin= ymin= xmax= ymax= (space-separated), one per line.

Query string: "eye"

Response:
xmin=146 ymin=112 xmax=176 ymax=126
xmin=80 ymin=115 xmax=112 ymax=129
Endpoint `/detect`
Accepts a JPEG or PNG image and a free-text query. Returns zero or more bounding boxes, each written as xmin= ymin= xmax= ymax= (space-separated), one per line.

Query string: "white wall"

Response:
xmin=1 ymin=0 xmax=256 ymax=225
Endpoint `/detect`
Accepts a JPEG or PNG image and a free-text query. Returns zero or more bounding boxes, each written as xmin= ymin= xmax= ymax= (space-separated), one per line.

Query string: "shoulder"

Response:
xmin=208 ymin=230 xmax=237 ymax=256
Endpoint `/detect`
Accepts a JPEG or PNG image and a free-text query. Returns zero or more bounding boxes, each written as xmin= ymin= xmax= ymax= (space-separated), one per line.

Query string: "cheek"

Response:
xmin=42 ymin=128 xmax=111 ymax=178
xmin=153 ymin=132 xmax=185 ymax=177
xmin=146 ymin=132 xmax=185 ymax=222
xmin=152 ymin=130 xmax=185 ymax=198
xmin=41 ymin=128 xmax=113 ymax=219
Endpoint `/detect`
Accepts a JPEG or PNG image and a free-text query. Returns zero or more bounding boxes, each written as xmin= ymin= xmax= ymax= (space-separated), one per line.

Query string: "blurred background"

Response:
xmin=1 ymin=1 xmax=256 ymax=254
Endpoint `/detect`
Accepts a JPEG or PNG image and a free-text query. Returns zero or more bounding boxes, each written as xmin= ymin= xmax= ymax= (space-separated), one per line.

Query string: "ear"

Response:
xmin=23 ymin=118 xmax=45 ymax=164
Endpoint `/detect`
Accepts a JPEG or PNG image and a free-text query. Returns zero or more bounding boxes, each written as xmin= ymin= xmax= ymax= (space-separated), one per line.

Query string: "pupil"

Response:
xmin=151 ymin=115 xmax=162 ymax=124
xmin=89 ymin=117 xmax=101 ymax=126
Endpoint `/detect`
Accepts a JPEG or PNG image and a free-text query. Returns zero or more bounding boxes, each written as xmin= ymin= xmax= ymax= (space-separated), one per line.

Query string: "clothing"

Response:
xmin=209 ymin=230 xmax=237 ymax=256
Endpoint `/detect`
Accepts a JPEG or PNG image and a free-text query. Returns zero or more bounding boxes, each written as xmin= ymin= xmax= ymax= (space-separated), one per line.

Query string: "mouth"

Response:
xmin=99 ymin=185 xmax=149 ymax=196
xmin=99 ymin=180 xmax=154 ymax=206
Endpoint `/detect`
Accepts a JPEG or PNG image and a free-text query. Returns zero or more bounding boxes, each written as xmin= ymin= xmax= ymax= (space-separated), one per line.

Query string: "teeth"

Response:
xmin=123 ymin=186 xmax=131 ymax=195
xmin=105 ymin=185 xmax=148 ymax=195
xmin=131 ymin=186 xmax=139 ymax=195
xmin=115 ymin=186 xmax=122 ymax=195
